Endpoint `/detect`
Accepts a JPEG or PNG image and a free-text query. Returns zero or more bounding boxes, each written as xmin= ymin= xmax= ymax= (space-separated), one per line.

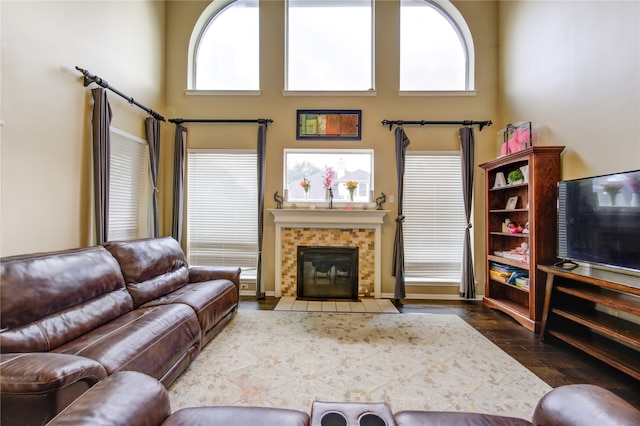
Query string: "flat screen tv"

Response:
xmin=557 ymin=169 xmax=640 ymax=273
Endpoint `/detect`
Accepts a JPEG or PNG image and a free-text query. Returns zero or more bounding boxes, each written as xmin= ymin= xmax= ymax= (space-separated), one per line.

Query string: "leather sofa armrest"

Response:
xmin=190 ymin=266 xmax=242 ymax=299
xmin=46 ymin=371 xmax=171 ymax=426
xmin=1 ymin=353 xmax=108 ymax=425
xmin=532 ymin=384 xmax=640 ymax=426
xmin=0 ymin=352 xmax=107 ymax=395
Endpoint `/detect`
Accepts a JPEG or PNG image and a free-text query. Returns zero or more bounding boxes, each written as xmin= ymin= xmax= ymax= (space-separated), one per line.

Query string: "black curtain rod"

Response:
xmin=381 ymin=119 xmax=492 ymax=132
xmin=169 ymin=118 xmax=273 ymax=125
xmin=76 ymin=66 xmax=166 ymax=122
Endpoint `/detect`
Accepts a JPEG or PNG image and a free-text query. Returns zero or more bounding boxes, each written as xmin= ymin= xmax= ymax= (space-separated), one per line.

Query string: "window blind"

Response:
xmin=187 ymin=150 xmax=258 ymax=278
xmin=109 ymin=129 xmax=149 ymax=241
xmin=403 ymin=151 xmax=466 ymax=282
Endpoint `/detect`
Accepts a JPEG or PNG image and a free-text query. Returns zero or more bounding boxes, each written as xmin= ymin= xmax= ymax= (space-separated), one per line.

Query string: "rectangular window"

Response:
xmin=403 ymin=151 xmax=466 ymax=283
xmin=108 ymin=128 xmax=149 ymax=241
xmin=187 ymin=150 xmax=258 ymax=279
xmin=283 ymin=149 xmax=373 ymax=203
xmin=286 ymin=0 xmax=374 ymax=91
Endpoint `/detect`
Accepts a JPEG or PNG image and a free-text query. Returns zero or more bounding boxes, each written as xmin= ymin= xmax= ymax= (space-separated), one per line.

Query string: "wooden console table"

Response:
xmin=538 ymin=264 xmax=640 ymax=380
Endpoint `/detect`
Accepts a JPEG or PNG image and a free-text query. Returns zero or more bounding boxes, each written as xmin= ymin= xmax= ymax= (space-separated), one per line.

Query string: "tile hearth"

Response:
xmin=274 ymin=296 xmax=399 ymax=313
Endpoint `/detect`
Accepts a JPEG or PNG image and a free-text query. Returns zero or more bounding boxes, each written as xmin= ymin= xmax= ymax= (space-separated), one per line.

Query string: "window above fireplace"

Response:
xmin=284 ymin=149 xmax=374 ymax=203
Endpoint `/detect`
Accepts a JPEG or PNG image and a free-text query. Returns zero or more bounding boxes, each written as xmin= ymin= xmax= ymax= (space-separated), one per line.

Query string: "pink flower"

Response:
xmin=299 ymin=178 xmax=311 ymax=192
xmin=322 ymin=166 xmax=336 ymax=189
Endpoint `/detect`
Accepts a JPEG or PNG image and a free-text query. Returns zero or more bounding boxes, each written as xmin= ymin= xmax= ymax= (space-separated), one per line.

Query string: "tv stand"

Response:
xmin=539 ymin=264 xmax=640 ymax=380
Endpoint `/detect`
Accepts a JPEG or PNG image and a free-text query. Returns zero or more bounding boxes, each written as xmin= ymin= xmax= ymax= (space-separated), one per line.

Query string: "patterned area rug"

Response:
xmin=168 ymin=311 xmax=551 ymax=420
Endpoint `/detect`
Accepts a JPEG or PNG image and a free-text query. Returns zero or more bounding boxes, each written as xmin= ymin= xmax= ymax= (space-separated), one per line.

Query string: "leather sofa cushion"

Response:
xmin=394 ymin=411 xmax=533 ymax=426
xmin=1 ymin=246 xmax=127 ymax=329
xmin=1 ymin=288 xmax=133 ymax=353
xmin=53 ymin=304 xmax=200 ymax=381
xmin=1 ymin=247 xmax=131 ymax=352
xmin=104 ymin=237 xmax=190 ymax=307
xmin=162 ymin=407 xmax=311 ymax=426
xmin=142 ymin=280 xmax=237 ymax=340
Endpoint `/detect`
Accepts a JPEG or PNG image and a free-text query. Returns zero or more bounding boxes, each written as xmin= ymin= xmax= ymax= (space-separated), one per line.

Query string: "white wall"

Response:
xmin=0 ymin=0 xmax=165 ymax=256
xmin=498 ymin=0 xmax=640 ymax=179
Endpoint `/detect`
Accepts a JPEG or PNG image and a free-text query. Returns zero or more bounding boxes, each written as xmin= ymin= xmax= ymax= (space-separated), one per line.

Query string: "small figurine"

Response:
xmin=375 ymin=192 xmax=386 ymax=210
xmin=328 ymin=187 xmax=334 ymax=210
xmin=274 ymin=191 xmax=284 ymax=209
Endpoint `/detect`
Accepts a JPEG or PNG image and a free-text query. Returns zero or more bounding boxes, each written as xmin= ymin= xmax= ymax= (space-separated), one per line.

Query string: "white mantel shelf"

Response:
xmin=269 ymin=208 xmax=390 ymax=298
xmin=269 ymin=208 xmax=390 ymax=227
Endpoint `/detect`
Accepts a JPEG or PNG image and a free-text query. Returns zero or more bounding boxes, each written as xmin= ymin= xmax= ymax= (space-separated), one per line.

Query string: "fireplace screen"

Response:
xmin=297 ymin=246 xmax=359 ymax=300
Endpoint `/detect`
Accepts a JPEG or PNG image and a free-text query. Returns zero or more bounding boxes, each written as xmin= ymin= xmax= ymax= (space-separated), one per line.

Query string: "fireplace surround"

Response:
xmin=269 ymin=209 xmax=389 ymax=298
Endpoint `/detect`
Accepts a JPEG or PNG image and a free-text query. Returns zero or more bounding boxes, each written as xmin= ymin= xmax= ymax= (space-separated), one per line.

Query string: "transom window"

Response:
xmin=284 ymin=149 xmax=374 ymax=202
xmin=286 ymin=0 xmax=374 ymax=91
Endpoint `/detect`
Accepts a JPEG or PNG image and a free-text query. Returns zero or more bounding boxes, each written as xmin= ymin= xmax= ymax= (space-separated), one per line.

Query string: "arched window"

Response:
xmin=400 ymin=0 xmax=474 ymax=91
xmin=189 ymin=0 xmax=259 ymax=91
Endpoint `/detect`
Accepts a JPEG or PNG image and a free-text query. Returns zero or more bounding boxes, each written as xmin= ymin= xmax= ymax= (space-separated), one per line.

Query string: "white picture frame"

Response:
xmin=506 ymin=196 xmax=519 ymax=210
xmin=494 ymin=172 xmax=507 ymax=188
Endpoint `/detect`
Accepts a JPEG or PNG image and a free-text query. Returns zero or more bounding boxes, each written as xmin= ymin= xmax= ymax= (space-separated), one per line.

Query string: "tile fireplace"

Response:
xmin=269 ymin=209 xmax=389 ymax=298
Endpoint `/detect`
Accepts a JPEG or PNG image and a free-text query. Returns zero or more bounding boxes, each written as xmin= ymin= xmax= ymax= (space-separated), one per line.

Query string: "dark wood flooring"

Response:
xmin=239 ymin=297 xmax=640 ymax=409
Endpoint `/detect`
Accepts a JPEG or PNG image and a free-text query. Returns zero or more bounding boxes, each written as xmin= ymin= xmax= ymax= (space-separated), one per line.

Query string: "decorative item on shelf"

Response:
xmin=284 ymin=189 xmax=288 ymax=202
xmin=507 ymin=169 xmax=525 ymax=185
xmin=507 ymin=221 xmax=524 ymax=234
xmin=494 ymin=172 xmax=507 ymax=188
xmin=375 ymin=192 xmax=386 ymax=210
xmin=300 ymin=177 xmax=311 ymax=200
xmin=274 ymin=191 xmax=284 ymax=209
xmin=345 ymin=180 xmax=358 ymax=202
xmin=322 ymin=165 xmax=336 ymax=197
xmin=520 ymin=165 xmax=529 ymax=183
xmin=506 ymin=196 xmax=519 ymax=210
xmin=497 ymin=121 xmax=532 ymax=157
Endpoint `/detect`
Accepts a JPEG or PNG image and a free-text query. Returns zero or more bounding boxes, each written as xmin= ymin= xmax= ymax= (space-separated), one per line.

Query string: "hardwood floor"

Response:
xmin=239 ymin=297 xmax=640 ymax=409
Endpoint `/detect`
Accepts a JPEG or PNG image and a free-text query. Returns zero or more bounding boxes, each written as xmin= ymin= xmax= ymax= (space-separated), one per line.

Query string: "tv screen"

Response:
xmin=558 ymin=169 xmax=640 ymax=273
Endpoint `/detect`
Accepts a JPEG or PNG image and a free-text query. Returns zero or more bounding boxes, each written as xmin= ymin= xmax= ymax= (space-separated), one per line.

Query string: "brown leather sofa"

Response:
xmin=47 ymin=371 xmax=640 ymax=426
xmin=0 ymin=237 xmax=240 ymax=426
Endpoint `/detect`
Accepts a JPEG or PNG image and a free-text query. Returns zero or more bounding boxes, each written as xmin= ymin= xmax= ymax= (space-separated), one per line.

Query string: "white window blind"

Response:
xmin=403 ymin=151 xmax=466 ymax=282
xmin=187 ymin=150 xmax=258 ymax=278
xmin=108 ymin=128 xmax=149 ymax=241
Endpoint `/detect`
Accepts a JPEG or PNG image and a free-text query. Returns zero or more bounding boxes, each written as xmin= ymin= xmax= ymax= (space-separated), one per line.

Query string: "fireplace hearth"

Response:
xmin=297 ymin=246 xmax=359 ymax=301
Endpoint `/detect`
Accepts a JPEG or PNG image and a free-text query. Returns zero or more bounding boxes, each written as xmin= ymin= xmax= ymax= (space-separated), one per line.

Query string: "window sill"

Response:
xmin=398 ymin=90 xmax=477 ymax=97
xmin=283 ymin=90 xmax=377 ymax=97
xmin=185 ymin=90 xmax=261 ymax=96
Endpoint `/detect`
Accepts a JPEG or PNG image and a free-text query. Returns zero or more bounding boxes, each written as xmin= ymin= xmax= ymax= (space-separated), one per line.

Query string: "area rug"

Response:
xmin=168 ymin=311 xmax=551 ymax=420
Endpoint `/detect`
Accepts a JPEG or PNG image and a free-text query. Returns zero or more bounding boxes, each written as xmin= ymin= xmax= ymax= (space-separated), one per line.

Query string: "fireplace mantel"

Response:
xmin=269 ymin=208 xmax=389 ymax=227
xmin=269 ymin=209 xmax=390 ymax=298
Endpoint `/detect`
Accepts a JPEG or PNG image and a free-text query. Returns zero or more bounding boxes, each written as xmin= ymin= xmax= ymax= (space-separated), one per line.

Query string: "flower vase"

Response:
xmin=304 ymin=191 xmax=308 ymax=201
xmin=348 ymin=189 xmax=355 ymax=202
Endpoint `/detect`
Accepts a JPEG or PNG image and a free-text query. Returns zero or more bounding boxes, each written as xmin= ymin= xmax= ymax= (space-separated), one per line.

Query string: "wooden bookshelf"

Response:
xmin=479 ymin=147 xmax=564 ymax=332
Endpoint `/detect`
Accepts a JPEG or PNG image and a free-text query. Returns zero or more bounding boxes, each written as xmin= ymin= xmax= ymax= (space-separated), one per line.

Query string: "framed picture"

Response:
xmin=506 ymin=196 xmax=519 ymax=210
xmin=296 ymin=110 xmax=361 ymax=140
